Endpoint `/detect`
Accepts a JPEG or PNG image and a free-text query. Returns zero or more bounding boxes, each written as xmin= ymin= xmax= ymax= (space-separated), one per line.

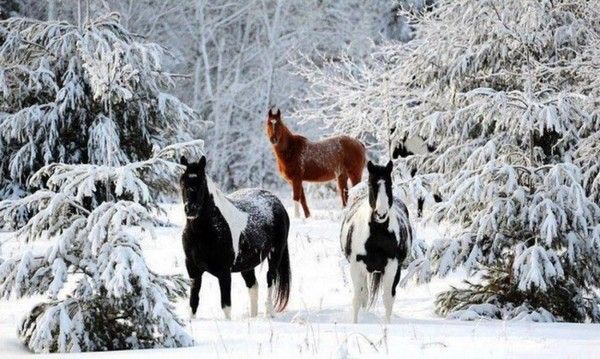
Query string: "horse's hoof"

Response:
xmin=223 ymin=306 xmax=231 ymax=320
xmin=189 ymin=308 xmax=196 ymax=320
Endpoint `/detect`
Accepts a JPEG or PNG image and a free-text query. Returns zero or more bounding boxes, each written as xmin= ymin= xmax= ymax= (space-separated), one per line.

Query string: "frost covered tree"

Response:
xmin=72 ymin=0 xmax=409 ymax=188
xmin=297 ymin=0 xmax=600 ymax=322
xmin=0 ymin=13 xmax=203 ymax=199
xmin=0 ymin=141 xmax=203 ymax=353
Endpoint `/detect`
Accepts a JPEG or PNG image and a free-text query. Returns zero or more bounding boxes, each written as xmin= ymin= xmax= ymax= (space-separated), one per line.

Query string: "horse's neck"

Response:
xmin=274 ymin=130 xmax=304 ymax=162
xmin=204 ymin=176 xmax=249 ymax=255
xmin=206 ymin=177 xmax=244 ymax=219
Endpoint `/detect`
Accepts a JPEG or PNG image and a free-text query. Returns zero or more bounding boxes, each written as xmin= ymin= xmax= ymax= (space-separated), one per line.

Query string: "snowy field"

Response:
xmin=1 ymin=194 xmax=599 ymax=358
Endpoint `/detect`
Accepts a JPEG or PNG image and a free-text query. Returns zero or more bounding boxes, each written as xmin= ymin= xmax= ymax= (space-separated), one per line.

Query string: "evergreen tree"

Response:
xmin=297 ymin=0 xmax=600 ymax=321
xmin=0 ymin=13 xmax=203 ymax=199
xmin=0 ymin=13 xmax=209 ymax=352
xmin=0 ymin=141 xmax=204 ymax=353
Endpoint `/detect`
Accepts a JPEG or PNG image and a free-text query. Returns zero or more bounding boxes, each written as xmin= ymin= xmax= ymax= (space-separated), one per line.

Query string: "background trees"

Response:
xmin=5 ymin=0 xmax=417 ymax=189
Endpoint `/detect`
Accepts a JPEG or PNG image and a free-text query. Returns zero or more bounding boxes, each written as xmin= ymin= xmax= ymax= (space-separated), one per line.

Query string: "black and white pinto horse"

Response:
xmin=180 ymin=156 xmax=291 ymax=319
xmin=340 ymin=161 xmax=413 ymax=323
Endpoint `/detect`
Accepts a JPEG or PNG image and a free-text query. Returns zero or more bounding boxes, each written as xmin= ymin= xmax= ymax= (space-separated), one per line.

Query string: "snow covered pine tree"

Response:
xmin=408 ymin=0 xmax=600 ymax=323
xmin=0 ymin=13 xmax=202 ymax=200
xmin=0 ymin=13 xmax=209 ymax=352
xmin=0 ymin=141 xmax=204 ymax=352
xmin=297 ymin=0 xmax=600 ymax=322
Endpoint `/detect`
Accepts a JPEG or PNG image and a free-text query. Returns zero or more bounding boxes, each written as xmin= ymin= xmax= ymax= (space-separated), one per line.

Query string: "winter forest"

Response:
xmin=0 ymin=0 xmax=598 ymax=356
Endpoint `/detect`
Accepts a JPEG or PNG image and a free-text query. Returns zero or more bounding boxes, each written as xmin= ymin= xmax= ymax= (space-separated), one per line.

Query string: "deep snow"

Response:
xmin=0 ymin=193 xmax=599 ymax=358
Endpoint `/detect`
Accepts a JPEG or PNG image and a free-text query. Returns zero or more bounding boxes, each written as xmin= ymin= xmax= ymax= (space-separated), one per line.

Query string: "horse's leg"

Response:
xmin=337 ymin=173 xmax=349 ymax=207
xmin=291 ymin=179 xmax=302 ymax=218
xmin=189 ymin=276 xmax=203 ymax=318
xmin=293 ymin=179 xmax=310 ymax=218
xmin=348 ymin=167 xmax=363 ymax=187
xmin=299 ymin=184 xmax=311 ymax=218
xmin=185 ymin=259 xmax=203 ymax=318
xmin=241 ymin=270 xmax=258 ymax=317
xmin=217 ymin=272 xmax=232 ymax=320
xmin=383 ymin=261 xmax=401 ymax=324
xmin=350 ymin=263 xmax=366 ymax=323
xmin=265 ymin=267 xmax=274 ymax=316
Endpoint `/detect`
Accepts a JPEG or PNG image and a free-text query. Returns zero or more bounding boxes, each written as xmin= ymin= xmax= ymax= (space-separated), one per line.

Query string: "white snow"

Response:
xmin=1 ymin=195 xmax=598 ymax=357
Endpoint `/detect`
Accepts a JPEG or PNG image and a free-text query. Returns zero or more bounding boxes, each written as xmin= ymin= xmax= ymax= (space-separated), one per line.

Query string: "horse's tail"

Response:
xmin=368 ymin=271 xmax=383 ymax=308
xmin=272 ymin=208 xmax=291 ymax=312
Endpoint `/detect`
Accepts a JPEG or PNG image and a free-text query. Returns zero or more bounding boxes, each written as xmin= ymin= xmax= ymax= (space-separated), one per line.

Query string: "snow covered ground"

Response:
xmin=1 ymin=194 xmax=599 ymax=358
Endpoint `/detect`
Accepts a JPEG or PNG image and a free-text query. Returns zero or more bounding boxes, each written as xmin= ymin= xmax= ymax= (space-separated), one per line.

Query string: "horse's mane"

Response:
xmin=343 ymin=182 xmax=369 ymax=220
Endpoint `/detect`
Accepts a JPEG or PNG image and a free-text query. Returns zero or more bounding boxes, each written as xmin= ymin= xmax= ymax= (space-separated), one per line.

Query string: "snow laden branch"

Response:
xmin=0 ymin=139 xmax=204 ymax=231
xmin=296 ymin=0 xmax=600 ymax=322
xmin=575 ymin=132 xmax=600 ymax=204
xmin=0 ymin=14 xmax=206 ymax=199
xmin=0 ymin=140 xmax=203 ymax=352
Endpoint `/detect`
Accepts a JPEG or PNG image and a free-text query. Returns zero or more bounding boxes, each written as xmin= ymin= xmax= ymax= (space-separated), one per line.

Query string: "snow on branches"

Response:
xmin=296 ymin=0 xmax=600 ymax=322
xmin=0 ymin=140 xmax=203 ymax=352
xmin=0 ymin=13 xmax=205 ymax=199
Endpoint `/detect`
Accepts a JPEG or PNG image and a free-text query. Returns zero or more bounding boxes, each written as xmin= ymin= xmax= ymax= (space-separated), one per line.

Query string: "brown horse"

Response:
xmin=266 ymin=108 xmax=366 ymax=218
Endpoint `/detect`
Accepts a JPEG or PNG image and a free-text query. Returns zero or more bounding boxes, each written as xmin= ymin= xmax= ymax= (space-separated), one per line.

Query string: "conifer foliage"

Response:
xmin=0 ymin=140 xmax=204 ymax=352
xmin=0 ymin=13 xmax=201 ymax=199
xmin=297 ymin=0 xmax=600 ymax=322
xmin=0 ymin=12 xmax=208 ymax=352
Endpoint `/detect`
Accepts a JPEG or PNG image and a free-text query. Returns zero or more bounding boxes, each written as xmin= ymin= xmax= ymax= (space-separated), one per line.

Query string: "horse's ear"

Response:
xmin=199 ymin=156 xmax=206 ymax=170
xmin=180 ymin=156 xmax=188 ymax=166
xmin=367 ymin=160 xmax=375 ymax=173
xmin=385 ymin=160 xmax=393 ymax=173
xmin=269 ymin=106 xmax=280 ymax=118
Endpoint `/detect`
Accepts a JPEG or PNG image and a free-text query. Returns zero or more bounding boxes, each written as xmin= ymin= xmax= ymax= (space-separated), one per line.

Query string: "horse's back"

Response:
xmin=229 ymin=188 xmax=288 ymax=227
xmin=228 ymin=188 xmax=289 ymax=268
xmin=302 ymin=135 xmax=365 ymax=178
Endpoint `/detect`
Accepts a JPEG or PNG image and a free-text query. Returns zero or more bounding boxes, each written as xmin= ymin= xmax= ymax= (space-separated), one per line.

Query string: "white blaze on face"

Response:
xmin=374 ymin=180 xmax=390 ymax=222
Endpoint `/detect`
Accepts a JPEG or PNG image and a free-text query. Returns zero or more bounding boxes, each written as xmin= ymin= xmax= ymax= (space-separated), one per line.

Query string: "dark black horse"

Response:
xmin=180 ymin=156 xmax=291 ymax=319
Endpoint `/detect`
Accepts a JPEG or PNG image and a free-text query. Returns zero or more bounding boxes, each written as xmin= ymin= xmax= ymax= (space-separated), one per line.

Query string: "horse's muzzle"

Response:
xmin=184 ymin=203 xmax=199 ymax=217
xmin=373 ymin=211 xmax=389 ymax=223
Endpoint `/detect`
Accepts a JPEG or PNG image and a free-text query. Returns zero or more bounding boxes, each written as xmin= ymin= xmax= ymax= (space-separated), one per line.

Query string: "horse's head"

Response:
xmin=180 ymin=155 xmax=208 ymax=219
xmin=266 ymin=107 xmax=284 ymax=145
xmin=367 ymin=160 xmax=394 ymax=223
